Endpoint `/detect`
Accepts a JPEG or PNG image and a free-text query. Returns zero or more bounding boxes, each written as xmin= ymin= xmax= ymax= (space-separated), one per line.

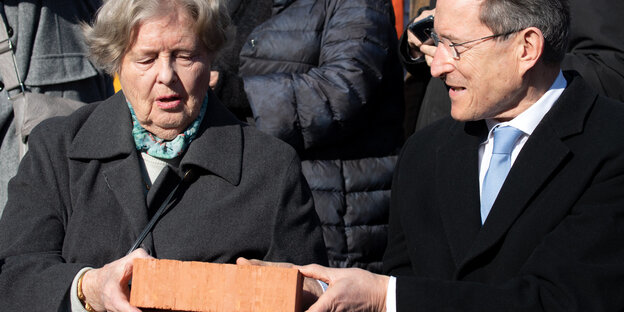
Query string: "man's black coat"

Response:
xmin=384 ymin=72 xmax=624 ymax=311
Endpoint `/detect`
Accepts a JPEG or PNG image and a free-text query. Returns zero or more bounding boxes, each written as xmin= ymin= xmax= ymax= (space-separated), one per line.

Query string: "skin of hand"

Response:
xmin=81 ymin=248 xmax=153 ymax=312
xmin=407 ymin=9 xmax=436 ymax=66
xmin=236 ymin=258 xmax=389 ymax=312
xmin=298 ymin=264 xmax=389 ymax=312
xmin=210 ymin=71 xmax=220 ymax=89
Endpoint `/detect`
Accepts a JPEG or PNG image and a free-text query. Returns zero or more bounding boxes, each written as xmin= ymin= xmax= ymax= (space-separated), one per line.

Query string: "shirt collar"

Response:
xmin=485 ymin=70 xmax=567 ymax=136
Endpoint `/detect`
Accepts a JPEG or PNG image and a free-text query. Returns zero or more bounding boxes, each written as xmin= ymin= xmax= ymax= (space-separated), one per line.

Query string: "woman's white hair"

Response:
xmin=83 ymin=0 xmax=230 ymax=75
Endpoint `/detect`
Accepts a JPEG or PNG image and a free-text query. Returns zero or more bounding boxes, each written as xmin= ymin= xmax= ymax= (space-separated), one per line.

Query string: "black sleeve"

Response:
xmin=0 ymin=121 xmax=85 ymax=311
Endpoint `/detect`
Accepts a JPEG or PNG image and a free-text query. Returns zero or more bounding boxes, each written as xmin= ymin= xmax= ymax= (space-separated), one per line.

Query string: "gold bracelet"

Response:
xmin=77 ymin=269 xmax=97 ymax=312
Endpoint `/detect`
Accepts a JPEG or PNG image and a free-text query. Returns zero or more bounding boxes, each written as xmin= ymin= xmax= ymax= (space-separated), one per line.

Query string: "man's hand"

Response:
xmin=299 ymin=264 xmax=389 ymax=312
xmin=81 ymin=249 xmax=153 ymax=312
xmin=407 ymin=9 xmax=436 ymax=66
xmin=237 ymin=258 xmax=389 ymax=312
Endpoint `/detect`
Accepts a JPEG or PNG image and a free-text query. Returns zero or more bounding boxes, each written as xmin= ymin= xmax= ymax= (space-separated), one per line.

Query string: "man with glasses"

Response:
xmin=401 ymin=0 xmax=624 ymax=137
xmin=242 ymin=0 xmax=624 ymax=311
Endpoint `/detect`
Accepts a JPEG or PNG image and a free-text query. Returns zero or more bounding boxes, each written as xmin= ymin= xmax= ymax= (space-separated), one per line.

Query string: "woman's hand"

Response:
xmin=81 ymin=249 xmax=153 ymax=312
xmin=407 ymin=9 xmax=436 ymax=66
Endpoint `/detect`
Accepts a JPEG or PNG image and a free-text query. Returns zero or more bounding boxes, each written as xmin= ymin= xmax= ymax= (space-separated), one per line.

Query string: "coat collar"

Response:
xmin=437 ymin=71 xmax=597 ymax=273
xmin=66 ymin=90 xmax=244 ymax=244
xmin=67 ymin=90 xmax=244 ymax=186
xmin=179 ymin=90 xmax=243 ymax=186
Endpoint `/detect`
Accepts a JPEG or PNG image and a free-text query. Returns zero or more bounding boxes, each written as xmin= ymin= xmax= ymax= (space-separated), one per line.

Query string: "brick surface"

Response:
xmin=130 ymin=258 xmax=303 ymax=312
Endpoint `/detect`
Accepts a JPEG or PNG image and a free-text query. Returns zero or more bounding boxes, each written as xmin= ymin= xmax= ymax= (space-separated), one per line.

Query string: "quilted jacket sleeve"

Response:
xmin=239 ymin=0 xmax=399 ymax=152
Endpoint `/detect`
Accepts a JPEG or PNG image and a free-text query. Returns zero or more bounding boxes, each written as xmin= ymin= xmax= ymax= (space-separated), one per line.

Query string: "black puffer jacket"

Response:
xmin=239 ymin=0 xmax=404 ymax=272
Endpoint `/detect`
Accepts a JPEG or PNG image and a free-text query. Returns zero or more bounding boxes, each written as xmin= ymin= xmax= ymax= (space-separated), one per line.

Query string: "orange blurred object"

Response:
xmin=392 ymin=0 xmax=404 ymax=38
xmin=113 ymin=74 xmax=121 ymax=93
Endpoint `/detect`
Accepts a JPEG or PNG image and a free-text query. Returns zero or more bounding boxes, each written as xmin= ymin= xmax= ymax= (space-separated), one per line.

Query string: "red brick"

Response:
xmin=130 ymin=258 xmax=303 ymax=312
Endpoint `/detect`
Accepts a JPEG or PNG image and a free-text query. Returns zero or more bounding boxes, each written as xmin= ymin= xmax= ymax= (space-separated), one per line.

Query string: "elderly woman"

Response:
xmin=0 ymin=0 xmax=327 ymax=311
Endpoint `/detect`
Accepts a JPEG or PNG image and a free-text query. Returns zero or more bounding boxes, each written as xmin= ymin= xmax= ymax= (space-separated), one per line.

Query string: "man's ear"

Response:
xmin=516 ymin=27 xmax=544 ymax=75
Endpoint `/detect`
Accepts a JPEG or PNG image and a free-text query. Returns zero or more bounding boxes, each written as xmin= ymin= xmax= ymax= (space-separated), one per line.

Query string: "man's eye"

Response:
xmin=444 ymin=38 xmax=456 ymax=46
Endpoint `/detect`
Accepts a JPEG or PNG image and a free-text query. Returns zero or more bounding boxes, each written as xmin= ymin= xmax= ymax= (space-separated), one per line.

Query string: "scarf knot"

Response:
xmin=127 ymin=95 xmax=208 ymax=159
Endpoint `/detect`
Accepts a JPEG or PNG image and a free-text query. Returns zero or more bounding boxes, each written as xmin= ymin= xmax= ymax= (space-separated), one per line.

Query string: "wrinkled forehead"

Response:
xmin=126 ymin=5 xmax=199 ymax=50
xmin=435 ymin=0 xmax=488 ymax=39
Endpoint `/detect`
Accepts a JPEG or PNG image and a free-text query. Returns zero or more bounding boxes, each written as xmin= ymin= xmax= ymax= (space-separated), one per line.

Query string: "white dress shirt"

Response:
xmin=385 ymin=71 xmax=567 ymax=312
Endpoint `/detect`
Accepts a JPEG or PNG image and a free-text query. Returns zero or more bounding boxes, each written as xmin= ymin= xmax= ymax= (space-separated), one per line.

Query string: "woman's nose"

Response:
xmin=157 ymin=60 xmax=177 ymax=85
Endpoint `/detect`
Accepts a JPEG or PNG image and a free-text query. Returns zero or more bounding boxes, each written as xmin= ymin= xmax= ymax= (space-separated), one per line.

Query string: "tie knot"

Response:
xmin=492 ymin=126 xmax=523 ymax=155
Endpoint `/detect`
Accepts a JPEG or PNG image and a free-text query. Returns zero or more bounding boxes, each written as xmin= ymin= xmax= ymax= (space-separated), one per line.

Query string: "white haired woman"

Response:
xmin=0 ymin=0 xmax=327 ymax=311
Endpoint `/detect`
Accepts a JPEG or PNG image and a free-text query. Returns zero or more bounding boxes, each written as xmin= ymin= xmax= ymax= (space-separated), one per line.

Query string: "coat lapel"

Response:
xmin=67 ymin=92 xmax=149 ymax=241
xmin=457 ymin=72 xmax=596 ymax=274
xmin=65 ymin=90 xmax=245 ymax=253
xmin=180 ymin=91 xmax=243 ymax=186
xmin=101 ymin=155 xmax=149 ymax=242
xmin=436 ymin=120 xmax=487 ymax=267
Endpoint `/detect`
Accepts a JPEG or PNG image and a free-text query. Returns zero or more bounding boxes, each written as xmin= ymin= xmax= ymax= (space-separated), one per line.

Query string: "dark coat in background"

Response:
xmin=384 ymin=72 xmax=624 ymax=311
xmin=0 ymin=91 xmax=327 ymax=311
xmin=239 ymin=0 xmax=405 ymax=272
xmin=561 ymin=0 xmax=624 ymax=101
xmin=0 ymin=0 xmax=112 ymax=212
xmin=211 ymin=0 xmax=273 ymax=120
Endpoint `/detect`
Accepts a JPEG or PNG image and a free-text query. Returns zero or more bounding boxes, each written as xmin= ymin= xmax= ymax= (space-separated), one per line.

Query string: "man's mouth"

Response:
xmin=446 ymin=83 xmax=467 ymax=98
xmin=447 ymin=84 xmax=466 ymax=92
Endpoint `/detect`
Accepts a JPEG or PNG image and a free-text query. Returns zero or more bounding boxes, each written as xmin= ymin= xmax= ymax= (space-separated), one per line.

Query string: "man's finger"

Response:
xmin=305 ymin=291 xmax=333 ymax=312
xmin=296 ymin=264 xmax=332 ymax=284
xmin=420 ymin=43 xmax=436 ymax=58
xmin=425 ymin=54 xmax=434 ymax=67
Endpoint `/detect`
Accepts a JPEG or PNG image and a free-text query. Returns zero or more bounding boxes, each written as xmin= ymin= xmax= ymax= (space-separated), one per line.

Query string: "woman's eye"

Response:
xmin=137 ymin=58 xmax=155 ymax=65
xmin=178 ymin=55 xmax=192 ymax=63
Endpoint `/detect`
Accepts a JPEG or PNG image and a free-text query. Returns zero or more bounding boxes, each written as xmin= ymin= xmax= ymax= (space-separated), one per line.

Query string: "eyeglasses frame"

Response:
xmin=426 ymin=28 xmax=518 ymax=60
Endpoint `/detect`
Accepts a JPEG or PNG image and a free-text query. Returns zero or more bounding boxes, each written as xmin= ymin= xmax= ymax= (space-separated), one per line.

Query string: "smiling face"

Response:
xmin=430 ymin=0 xmax=525 ymax=122
xmin=118 ymin=6 xmax=212 ymax=140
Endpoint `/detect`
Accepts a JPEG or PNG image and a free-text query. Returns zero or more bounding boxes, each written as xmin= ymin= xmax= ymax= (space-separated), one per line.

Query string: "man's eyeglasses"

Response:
xmin=426 ymin=29 xmax=517 ymax=60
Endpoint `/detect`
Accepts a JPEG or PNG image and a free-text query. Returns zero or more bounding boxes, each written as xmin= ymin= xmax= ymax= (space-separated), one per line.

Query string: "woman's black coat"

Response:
xmin=0 ymin=91 xmax=327 ymax=310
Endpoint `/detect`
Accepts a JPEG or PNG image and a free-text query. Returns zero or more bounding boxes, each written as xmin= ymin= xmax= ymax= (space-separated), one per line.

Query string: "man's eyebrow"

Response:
xmin=438 ymin=31 xmax=460 ymax=42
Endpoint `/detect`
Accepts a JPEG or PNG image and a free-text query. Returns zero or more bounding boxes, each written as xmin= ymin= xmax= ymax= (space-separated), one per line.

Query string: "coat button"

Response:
xmin=250 ymin=39 xmax=256 ymax=48
xmin=0 ymin=80 xmax=4 ymax=92
xmin=7 ymin=26 xmax=13 ymax=38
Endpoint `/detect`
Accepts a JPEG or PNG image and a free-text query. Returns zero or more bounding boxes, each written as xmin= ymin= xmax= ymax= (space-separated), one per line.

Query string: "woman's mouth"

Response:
xmin=156 ymin=95 xmax=182 ymax=110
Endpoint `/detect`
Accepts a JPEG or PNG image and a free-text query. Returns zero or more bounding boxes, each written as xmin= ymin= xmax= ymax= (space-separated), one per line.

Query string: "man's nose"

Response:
xmin=429 ymin=44 xmax=455 ymax=78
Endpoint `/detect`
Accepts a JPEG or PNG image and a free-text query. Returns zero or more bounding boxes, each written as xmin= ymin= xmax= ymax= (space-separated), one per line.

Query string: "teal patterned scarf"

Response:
xmin=127 ymin=95 xmax=208 ymax=159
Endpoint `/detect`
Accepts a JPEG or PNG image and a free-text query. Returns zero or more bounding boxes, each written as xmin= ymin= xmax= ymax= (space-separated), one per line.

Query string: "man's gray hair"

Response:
xmin=83 ymin=0 xmax=230 ymax=75
xmin=480 ymin=0 xmax=570 ymax=65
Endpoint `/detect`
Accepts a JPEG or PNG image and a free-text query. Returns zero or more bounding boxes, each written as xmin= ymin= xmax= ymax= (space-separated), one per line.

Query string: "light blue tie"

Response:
xmin=480 ymin=126 xmax=524 ymax=224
